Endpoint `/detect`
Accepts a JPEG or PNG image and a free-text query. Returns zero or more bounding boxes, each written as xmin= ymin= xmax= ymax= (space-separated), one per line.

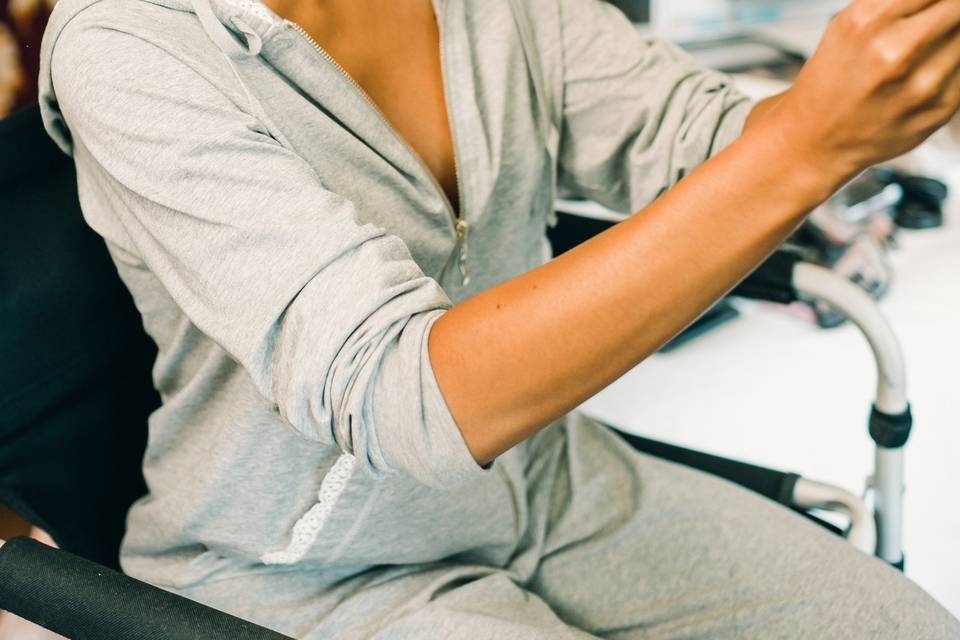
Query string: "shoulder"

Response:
xmin=47 ymin=0 xmax=206 ymax=58
xmin=44 ymin=0 xmax=240 ymax=105
xmin=42 ymin=0 xmax=255 ymax=148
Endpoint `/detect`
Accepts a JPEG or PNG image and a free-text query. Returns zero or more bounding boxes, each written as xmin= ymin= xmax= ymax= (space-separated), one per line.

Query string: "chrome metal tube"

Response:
xmin=792 ymin=477 xmax=876 ymax=554
xmin=792 ymin=263 xmax=908 ymax=565
xmin=792 ymin=263 xmax=908 ymax=415
xmin=874 ymin=447 xmax=905 ymax=565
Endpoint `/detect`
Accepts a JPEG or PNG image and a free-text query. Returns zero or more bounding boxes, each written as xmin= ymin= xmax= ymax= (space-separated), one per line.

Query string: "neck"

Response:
xmin=261 ymin=0 xmax=340 ymax=37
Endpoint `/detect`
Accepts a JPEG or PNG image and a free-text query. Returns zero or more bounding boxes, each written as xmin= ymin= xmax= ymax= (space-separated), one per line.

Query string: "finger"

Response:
xmin=870 ymin=0 xmax=943 ymax=19
xmin=835 ymin=0 xmax=947 ymax=54
xmin=918 ymin=24 xmax=960 ymax=94
xmin=862 ymin=1 xmax=960 ymax=86
xmin=930 ymin=34 xmax=960 ymax=114
xmin=899 ymin=0 xmax=960 ymax=60
xmin=943 ymin=72 xmax=960 ymax=122
xmin=900 ymin=26 xmax=960 ymax=127
xmin=907 ymin=69 xmax=960 ymax=135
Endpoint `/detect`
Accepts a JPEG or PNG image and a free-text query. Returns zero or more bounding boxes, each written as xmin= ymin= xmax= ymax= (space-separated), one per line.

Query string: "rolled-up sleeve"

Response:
xmin=50 ymin=24 xmax=487 ymax=488
xmin=557 ymin=0 xmax=753 ymax=213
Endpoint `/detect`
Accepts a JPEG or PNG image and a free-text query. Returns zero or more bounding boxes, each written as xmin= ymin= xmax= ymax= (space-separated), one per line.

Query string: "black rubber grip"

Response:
xmin=869 ymin=404 xmax=912 ymax=449
xmin=0 ymin=537 xmax=291 ymax=640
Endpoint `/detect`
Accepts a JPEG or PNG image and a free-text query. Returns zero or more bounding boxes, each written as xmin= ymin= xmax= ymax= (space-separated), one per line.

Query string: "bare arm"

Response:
xmin=430 ymin=115 xmax=828 ymax=464
xmin=743 ymin=93 xmax=784 ymax=131
xmin=430 ymin=0 xmax=960 ymax=465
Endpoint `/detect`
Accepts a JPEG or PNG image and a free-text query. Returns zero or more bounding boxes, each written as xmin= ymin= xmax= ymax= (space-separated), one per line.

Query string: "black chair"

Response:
xmin=0 ymin=105 xmax=290 ymax=638
xmin=0 ymin=105 xmax=896 ymax=639
xmin=0 ymin=105 xmax=157 ymax=568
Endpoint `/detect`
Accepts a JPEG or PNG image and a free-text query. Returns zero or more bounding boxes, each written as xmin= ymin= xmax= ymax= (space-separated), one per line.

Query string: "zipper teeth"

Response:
xmin=285 ymin=19 xmax=463 ymax=227
xmin=435 ymin=11 xmax=465 ymax=225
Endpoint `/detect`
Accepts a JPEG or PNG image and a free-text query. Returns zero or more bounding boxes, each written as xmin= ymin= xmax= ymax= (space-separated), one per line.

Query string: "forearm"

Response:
xmin=432 ymin=0 xmax=960 ymax=466
xmin=429 ymin=116 xmax=840 ymax=465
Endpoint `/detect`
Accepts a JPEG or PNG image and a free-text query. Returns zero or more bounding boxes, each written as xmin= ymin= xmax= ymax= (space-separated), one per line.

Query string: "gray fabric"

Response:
xmin=36 ymin=0 xmax=959 ymax=636
xmin=180 ymin=415 xmax=960 ymax=639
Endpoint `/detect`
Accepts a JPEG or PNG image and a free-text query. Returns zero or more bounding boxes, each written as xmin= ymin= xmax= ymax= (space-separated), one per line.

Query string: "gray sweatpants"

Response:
xmin=183 ymin=414 xmax=959 ymax=639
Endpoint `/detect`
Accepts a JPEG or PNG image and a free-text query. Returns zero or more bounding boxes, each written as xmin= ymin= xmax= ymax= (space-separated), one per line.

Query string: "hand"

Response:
xmin=768 ymin=0 xmax=960 ymax=187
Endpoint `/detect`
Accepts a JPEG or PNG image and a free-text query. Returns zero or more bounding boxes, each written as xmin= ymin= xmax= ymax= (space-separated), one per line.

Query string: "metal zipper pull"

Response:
xmin=455 ymin=218 xmax=470 ymax=287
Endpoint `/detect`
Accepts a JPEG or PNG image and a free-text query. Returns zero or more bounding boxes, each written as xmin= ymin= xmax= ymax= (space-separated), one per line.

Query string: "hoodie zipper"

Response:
xmin=285 ymin=19 xmax=470 ymax=287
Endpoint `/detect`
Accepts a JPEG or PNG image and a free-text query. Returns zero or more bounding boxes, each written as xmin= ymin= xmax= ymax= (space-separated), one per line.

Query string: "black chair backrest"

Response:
xmin=0 ymin=106 xmax=160 ymax=570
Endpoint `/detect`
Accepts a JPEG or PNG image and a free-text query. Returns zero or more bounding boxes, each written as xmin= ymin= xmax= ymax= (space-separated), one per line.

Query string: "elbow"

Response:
xmin=319 ymin=309 xmax=492 ymax=489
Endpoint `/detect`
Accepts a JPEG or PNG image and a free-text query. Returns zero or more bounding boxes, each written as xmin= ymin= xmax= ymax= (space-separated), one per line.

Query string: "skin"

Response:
xmin=266 ymin=0 xmax=461 ymax=209
xmin=265 ymin=0 xmax=960 ymax=465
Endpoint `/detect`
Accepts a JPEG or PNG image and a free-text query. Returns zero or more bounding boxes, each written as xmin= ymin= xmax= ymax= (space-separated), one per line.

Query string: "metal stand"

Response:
xmin=792 ymin=263 xmax=910 ymax=568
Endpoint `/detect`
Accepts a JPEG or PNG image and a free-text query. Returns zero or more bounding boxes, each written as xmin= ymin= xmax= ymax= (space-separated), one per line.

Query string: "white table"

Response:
xmin=577 ymin=172 xmax=960 ymax=614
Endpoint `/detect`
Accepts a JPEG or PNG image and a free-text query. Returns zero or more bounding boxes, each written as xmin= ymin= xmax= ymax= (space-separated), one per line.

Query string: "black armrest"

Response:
xmin=609 ymin=427 xmax=844 ymax=537
xmin=547 ymin=208 xmax=804 ymax=305
xmin=0 ymin=537 xmax=291 ymax=640
xmin=730 ymin=249 xmax=802 ymax=304
xmin=609 ymin=428 xmax=800 ymax=506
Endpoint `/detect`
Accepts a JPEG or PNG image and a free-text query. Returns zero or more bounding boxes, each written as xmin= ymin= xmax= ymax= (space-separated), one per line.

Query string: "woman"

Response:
xmin=38 ymin=0 xmax=960 ymax=637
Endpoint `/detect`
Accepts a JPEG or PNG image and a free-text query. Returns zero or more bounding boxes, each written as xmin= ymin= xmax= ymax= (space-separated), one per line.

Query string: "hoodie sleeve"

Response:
xmin=556 ymin=0 xmax=753 ymax=213
xmin=49 ymin=24 xmax=488 ymax=489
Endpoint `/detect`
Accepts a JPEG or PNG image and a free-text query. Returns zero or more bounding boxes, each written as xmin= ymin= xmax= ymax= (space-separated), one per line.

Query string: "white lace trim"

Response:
xmin=260 ymin=453 xmax=357 ymax=565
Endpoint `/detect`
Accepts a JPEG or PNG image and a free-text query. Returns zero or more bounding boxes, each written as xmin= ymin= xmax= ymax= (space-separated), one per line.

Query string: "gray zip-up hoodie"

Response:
xmin=39 ymin=0 xmax=750 ymax=589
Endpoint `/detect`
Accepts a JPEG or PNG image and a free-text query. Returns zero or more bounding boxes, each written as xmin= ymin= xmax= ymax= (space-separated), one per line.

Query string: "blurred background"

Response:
xmin=0 ymin=0 xmax=848 ymax=119
xmin=0 ymin=0 xmax=52 ymax=117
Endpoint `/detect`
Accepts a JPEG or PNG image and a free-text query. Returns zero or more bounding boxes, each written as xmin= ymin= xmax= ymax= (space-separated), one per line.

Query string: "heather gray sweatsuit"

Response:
xmin=38 ymin=0 xmax=959 ymax=637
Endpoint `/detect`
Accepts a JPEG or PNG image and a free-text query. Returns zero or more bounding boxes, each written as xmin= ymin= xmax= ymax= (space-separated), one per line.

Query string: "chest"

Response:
xmin=284 ymin=2 xmax=460 ymax=213
xmin=248 ymin=1 xmax=557 ymax=294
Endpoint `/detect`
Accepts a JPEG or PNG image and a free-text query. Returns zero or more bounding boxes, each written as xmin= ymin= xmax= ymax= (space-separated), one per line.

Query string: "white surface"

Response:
xmin=578 ymin=178 xmax=960 ymax=614
xmin=644 ymin=0 xmax=842 ymax=43
xmin=750 ymin=17 xmax=830 ymax=57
